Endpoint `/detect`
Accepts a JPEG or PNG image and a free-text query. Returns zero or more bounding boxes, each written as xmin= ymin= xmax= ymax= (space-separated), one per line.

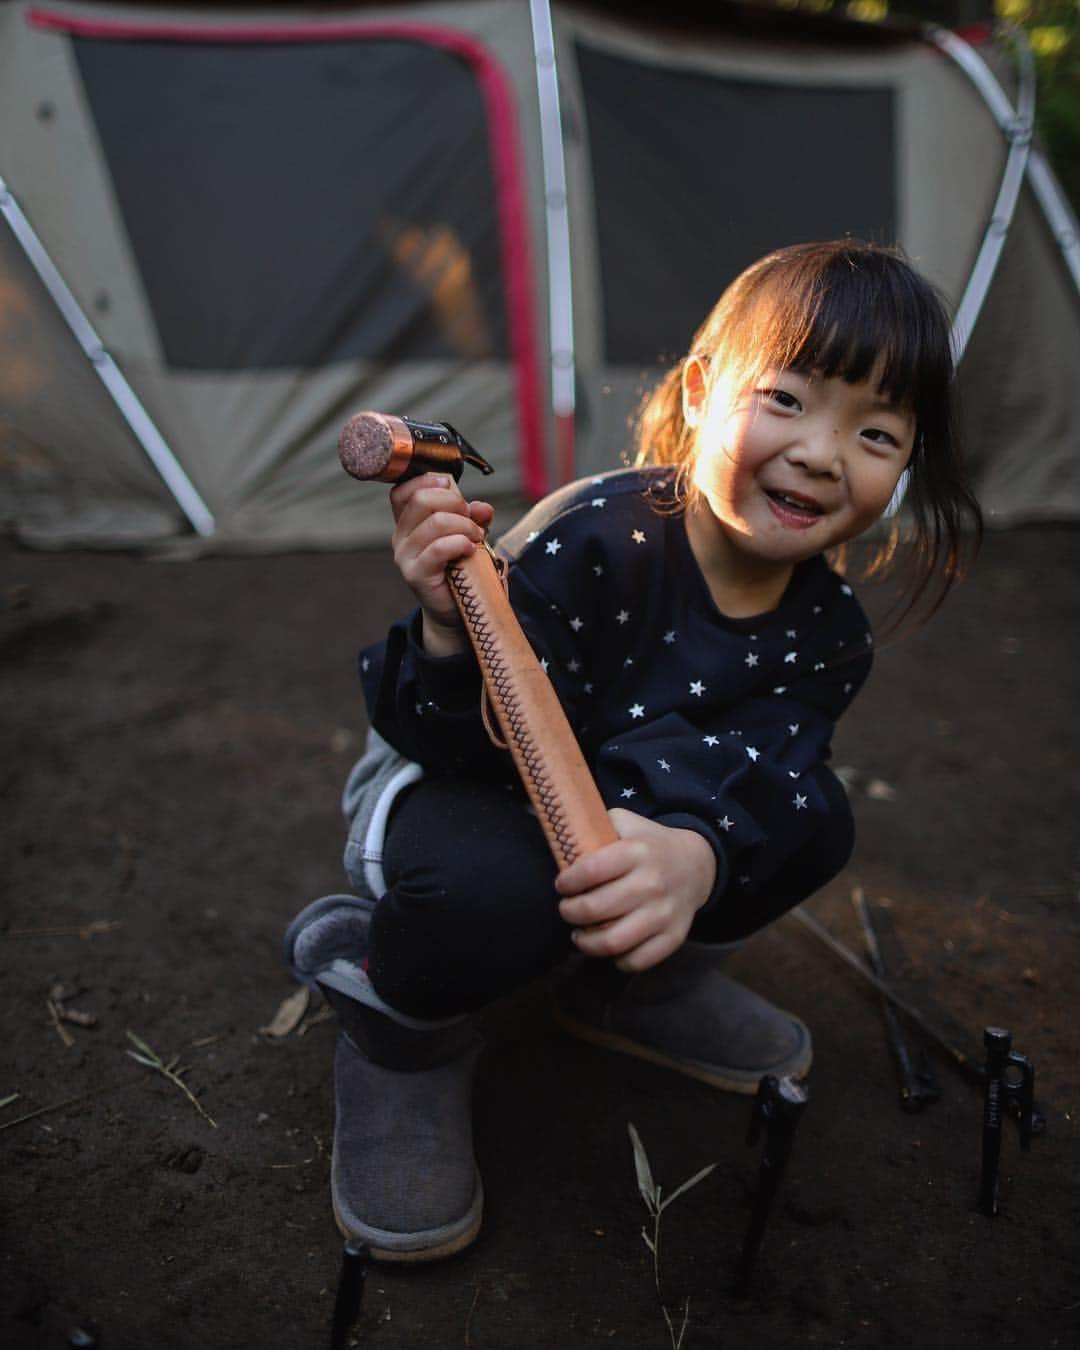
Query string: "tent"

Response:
xmin=1 ymin=0 xmax=1078 ymax=551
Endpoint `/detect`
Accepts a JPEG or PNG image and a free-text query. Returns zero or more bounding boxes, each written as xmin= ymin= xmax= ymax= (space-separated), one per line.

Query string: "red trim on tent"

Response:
xmin=29 ymin=8 xmax=550 ymax=498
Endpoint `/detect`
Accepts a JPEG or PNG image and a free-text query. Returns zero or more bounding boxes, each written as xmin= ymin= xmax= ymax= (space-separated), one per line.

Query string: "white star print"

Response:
xmin=593 ymin=564 xmax=603 ymax=576
xmin=616 ymin=610 xmax=630 ymax=624
xmin=689 ymin=680 xmax=705 ymax=696
xmin=527 ymin=530 xmax=539 ymax=543
xmin=570 ymin=616 xmax=583 ymax=631
xmin=584 ymin=683 xmax=594 ymax=694
xmin=539 ymin=657 xmax=549 ymax=672
xmin=702 ymin=735 xmax=719 ymax=747
xmin=658 ymin=758 xmax=671 ymax=772
xmin=631 ymin=529 xmax=646 ymax=544
xmin=361 ymin=656 xmax=370 ymax=672
xmin=745 ymin=652 xmax=759 ymax=667
xmin=624 ymin=657 xmax=634 ymax=667
xmin=629 ymin=703 xmax=645 ymax=719
xmin=591 ymin=497 xmax=607 ymax=508
xmin=773 ymin=686 xmax=787 ymax=695
xmin=813 ymin=605 xmax=823 ymax=615
xmin=794 ymin=794 xmax=808 ymax=810
xmin=841 ymin=584 xmax=853 ymax=596
xmin=746 ymin=746 xmax=760 ymax=761
xmin=621 ymin=787 xmax=636 ymax=799
xmin=814 ymin=662 xmax=825 ymax=671
xmin=788 ymin=723 xmax=800 ymax=736
xmin=567 ymin=659 xmax=581 ymax=673
xmin=663 ymin=630 xmax=677 ymax=644
xmin=784 ymin=651 xmax=797 ymax=664
xmin=786 ymin=629 xmax=798 ymax=639
xmin=844 ymin=682 xmax=854 ymax=694
xmin=717 ymin=816 xmax=734 ymax=831
xmin=545 ymin=538 xmax=562 ymax=555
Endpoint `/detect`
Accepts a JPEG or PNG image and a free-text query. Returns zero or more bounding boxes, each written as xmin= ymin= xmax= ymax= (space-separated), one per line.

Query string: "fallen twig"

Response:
xmin=125 ymin=1029 xmax=217 ymax=1128
xmin=47 ymin=997 xmax=76 ymax=1049
xmin=5 ymin=919 xmax=122 ymax=941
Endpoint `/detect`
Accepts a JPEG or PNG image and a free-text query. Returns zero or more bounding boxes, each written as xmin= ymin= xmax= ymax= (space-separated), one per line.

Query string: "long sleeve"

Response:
xmin=359 ymin=467 xmax=872 ymax=908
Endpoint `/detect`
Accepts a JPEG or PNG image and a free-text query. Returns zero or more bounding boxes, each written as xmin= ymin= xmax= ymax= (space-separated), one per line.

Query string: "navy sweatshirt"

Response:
xmin=360 ymin=467 xmax=872 ymax=912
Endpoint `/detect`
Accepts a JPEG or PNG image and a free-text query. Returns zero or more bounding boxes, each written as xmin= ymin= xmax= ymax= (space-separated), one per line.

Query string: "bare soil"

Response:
xmin=2 ymin=526 xmax=1078 ymax=1349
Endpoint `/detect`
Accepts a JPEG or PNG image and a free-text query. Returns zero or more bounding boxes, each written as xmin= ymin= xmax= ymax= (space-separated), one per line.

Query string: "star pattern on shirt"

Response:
xmin=412 ymin=473 xmax=877 ymax=914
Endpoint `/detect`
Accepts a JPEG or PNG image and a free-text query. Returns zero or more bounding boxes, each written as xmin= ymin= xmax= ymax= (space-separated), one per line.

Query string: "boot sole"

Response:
xmin=332 ymin=1198 xmax=482 ymax=1264
xmin=551 ymin=1004 xmax=812 ymax=1094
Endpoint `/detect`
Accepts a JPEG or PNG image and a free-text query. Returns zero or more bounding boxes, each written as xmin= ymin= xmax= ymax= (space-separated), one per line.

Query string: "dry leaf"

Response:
xmin=259 ymin=987 xmax=309 ymax=1038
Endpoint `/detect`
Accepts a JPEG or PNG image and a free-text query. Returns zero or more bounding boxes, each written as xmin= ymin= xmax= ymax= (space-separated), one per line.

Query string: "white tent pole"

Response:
xmin=925 ymin=24 xmax=1036 ymax=363
xmin=886 ymin=24 xmax=1035 ymax=518
xmin=528 ymin=0 xmax=576 ymax=482
xmin=1024 ymin=148 xmax=1080 ymax=293
xmin=0 ymin=174 xmax=216 ymax=537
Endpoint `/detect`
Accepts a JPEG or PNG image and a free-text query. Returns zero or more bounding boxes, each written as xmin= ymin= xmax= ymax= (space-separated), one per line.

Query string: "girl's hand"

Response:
xmin=389 ymin=474 xmax=495 ymax=657
xmin=555 ymin=810 xmax=717 ymax=973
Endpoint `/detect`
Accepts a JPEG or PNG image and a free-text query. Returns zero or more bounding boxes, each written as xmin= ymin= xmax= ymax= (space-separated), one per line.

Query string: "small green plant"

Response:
xmin=125 ymin=1029 xmax=218 ymax=1128
xmin=628 ymin=1122 xmax=717 ymax=1350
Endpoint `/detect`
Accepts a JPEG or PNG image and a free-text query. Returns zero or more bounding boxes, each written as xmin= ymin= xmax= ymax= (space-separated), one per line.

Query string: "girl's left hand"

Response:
xmin=555 ymin=810 xmax=716 ymax=972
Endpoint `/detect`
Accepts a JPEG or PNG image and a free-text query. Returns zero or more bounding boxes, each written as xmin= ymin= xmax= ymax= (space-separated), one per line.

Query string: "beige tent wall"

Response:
xmin=0 ymin=0 xmax=549 ymax=550
xmin=2 ymin=0 xmax=1078 ymax=549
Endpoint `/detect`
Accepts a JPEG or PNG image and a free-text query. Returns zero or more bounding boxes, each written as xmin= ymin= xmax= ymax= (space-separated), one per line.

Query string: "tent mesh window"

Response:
xmin=73 ymin=36 xmax=509 ymax=370
xmin=576 ymin=41 xmax=896 ymax=365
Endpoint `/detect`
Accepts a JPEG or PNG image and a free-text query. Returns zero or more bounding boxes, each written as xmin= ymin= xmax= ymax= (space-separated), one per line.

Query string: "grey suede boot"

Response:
xmin=284 ymin=895 xmax=483 ymax=1261
xmin=552 ymin=941 xmax=811 ymax=1093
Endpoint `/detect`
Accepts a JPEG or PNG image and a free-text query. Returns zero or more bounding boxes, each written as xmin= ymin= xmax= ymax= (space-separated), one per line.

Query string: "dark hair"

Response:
xmin=635 ymin=239 xmax=983 ymax=627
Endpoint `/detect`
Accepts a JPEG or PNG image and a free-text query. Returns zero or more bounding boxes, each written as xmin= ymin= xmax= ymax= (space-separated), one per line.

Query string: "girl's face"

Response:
xmin=685 ymin=359 xmax=915 ymax=577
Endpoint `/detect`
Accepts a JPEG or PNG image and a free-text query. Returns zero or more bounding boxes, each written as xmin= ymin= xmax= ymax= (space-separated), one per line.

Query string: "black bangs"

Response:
xmin=760 ymin=245 xmax=955 ymax=420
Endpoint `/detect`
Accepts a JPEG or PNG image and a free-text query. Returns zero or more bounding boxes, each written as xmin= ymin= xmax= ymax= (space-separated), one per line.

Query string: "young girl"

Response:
xmin=285 ymin=240 xmax=981 ymax=1262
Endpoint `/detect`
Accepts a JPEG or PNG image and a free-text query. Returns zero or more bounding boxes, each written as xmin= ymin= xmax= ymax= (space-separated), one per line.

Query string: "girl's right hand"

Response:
xmin=390 ymin=473 xmax=495 ymax=657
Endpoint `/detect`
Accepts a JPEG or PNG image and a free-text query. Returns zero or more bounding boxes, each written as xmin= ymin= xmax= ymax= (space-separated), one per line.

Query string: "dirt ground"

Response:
xmin=2 ymin=522 xmax=1078 ymax=1350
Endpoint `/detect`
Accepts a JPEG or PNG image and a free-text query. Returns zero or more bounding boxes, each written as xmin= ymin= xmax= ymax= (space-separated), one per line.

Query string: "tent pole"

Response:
xmin=0 ymin=174 xmax=216 ymax=538
xmin=886 ymin=23 xmax=1036 ymax=519
xmin=925 ymin=24 xmax=1036 ymax=363
xmin=528 ymin=0 xmax=576 ymax=486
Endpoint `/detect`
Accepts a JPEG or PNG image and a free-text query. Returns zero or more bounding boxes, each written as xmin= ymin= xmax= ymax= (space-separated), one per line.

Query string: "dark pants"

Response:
xmin=368 ymin=775 xmax=850 ymax=1020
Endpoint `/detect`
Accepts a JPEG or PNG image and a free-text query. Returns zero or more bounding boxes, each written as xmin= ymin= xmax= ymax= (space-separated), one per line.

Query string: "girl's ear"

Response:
xmin=681 ymin=355 xmax=709 ymax=428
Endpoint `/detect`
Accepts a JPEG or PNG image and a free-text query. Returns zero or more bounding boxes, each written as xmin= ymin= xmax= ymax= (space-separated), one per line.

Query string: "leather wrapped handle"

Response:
xmin=447 ymin=547 xmax=618 ymax=869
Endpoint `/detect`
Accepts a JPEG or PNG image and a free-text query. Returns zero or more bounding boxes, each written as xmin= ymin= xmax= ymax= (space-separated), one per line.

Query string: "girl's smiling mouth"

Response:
xmin=764 ymin=487 xmax=826 ymax=526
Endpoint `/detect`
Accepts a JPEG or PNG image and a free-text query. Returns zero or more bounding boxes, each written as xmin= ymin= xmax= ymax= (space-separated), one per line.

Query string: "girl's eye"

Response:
xmin=862 ymin=427 xmax=899 ymax=448
xmin=764 ymin=388 xmax=801 ymax=411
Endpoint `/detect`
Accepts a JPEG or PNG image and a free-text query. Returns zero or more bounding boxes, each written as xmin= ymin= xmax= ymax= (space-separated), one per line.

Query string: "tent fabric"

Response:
xmin=1 ymin=0 xmax=1078 ymax=552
